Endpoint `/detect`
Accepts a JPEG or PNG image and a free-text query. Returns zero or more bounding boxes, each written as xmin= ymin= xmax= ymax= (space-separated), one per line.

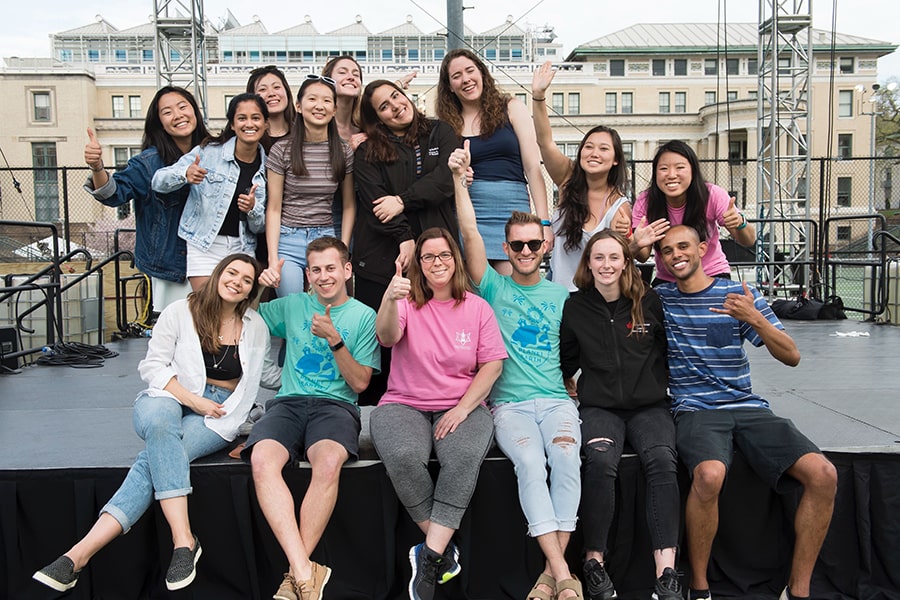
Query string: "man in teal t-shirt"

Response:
xmin=450 ymin=143 xmax=583 ymax=600
xmin=243 ymin=237 xmax=380 ymax=600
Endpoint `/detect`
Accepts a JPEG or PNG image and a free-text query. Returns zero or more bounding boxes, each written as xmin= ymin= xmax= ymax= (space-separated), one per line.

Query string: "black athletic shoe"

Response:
xmin=437 ymin=540 xmax=461 ymax=584
xmin=408 ymin=543 xmax=441 ymax=600
xmin=33 ymin=555 xmax=79 ymax=592
xmin=652 ymin=567 xmax=682 ymax=600
xmin=165 ymin=535 xmax=202 ymax=590
xmin=583 ymin=558 xmax=617 ymax=600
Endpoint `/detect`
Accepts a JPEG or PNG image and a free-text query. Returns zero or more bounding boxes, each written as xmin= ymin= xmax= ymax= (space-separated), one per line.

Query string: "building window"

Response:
xmin=605 ymin=92 xmax=617 ymax=114
xmin=727 ymin=90 xmax=738 ymax=101
xmin=408 ymin=48 xmax=419 ymax=60
xmin=748 ymin=58 xmax=758 ymax=75
xmin=675 ymin=91 xmax=686 ymax=113
xmin=728 ymin=141 xmax=747 ymax=164
xmin=621 ymin=92 xmax=633 ymax=114
xmin=172 ymin=49 xmax=183 ymax=61
xmin=748 ymin=90 xmax=758 ymax=100
xmin=59 ymin=49 xmax=72 ymax=62
xmin=515 ymin=93 xmax=527 ymax=105
xmin=621 ymin=142 xmax=634 ymax=163
xmin=674 ymin=59 xmax=687 ymax=76
xmin=224 ymin=95 xmax=235 ymax=114
xmin=726 ymin=58 xmax=739 ymax=75
xmin=112 ymin=96 xmax=125 ymax=118
xmin=113 ymin=147 xmax=141 ymax=167
xmin=705 ymin=91 xmax=716 ymax=105
xmin=836 ymin=225 xmax=851 ymax=240
xmin=32 ymin=91 xmax=52 ymax=122
xmin=610 ymin=59 xmax=625 ymax=77
xmin=838 ymin=90 xmax=854 ymax=117
xmin=115 ymin=49 xmax=127 ymax=62
xmin=839 ymin=57 xmax=854 ymax=74
xmin=143 ymin=49 xmax=154 ymax=62
xmin=32 ymin=142 xmax=59 ymax=222
xmin=499 ymin=49 xmax=510 ymax=60
xmin=704 ymin=58 xmax=718 ymax=75
xmin=797 ymin=176 xmax=807 ymax=200
xmin=659 ymin=92 xmax=670 ymax=113
xmin=551 ymin=93 xmax=564 ymax=114
xmin=568 ymin=93 xmax=580 ymax=115
xmin=511 ymin=48 xmax=523 ymax=60
xmin=838 ymin=134 xmax=853 ymax=159
xmin=778 ymin=56 xmax=791 ymax=74
xmin=88 ymin=49 xmax=99 ymax=62
xmin=837 ymin=177 xmax=852 ymax=207
xmin=434 ymin=49 xmax=445 ymax=60
xmin=382 ymin=49 xmax=392 ymax=61
xmin=557 ymin=143 xmax=579 ymax=161
xmin=652 ymin=59 xmax=666 ymax=76
xmin=129 ymin=95 xmax=142 ymax=118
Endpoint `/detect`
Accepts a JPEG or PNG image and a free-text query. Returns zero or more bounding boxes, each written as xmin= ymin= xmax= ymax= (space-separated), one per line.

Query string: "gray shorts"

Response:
xmin=675 ymin=407 xmax=821 ymax=493
xmin=241 ymin=396 xmax=361 ymax=463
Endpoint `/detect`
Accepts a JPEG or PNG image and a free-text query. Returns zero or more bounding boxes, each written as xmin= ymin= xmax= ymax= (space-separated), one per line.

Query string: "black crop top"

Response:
xmin=203 ymin=345 xmax=242 ymax=381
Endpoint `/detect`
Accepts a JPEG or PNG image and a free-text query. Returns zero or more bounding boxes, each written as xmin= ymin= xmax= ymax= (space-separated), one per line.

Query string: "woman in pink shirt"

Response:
xmin=631 ymin=140 xmax=756 ymax=284
xmin=369 ymin=227 xmax=506 ymax=600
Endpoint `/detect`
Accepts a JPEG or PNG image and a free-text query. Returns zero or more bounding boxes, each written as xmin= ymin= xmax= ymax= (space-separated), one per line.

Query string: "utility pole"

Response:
xmin=446 ymin=0 xmax=465 ymax=52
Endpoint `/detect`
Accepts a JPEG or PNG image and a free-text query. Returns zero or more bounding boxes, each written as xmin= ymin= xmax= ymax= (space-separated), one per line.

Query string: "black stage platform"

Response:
xmin=2 ymin=320 xmax=900 ymax=599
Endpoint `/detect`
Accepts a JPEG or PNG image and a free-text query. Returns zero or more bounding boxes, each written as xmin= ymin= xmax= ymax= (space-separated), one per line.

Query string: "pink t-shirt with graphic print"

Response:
xmin=378 ymin=293 xmax=507 ymax=412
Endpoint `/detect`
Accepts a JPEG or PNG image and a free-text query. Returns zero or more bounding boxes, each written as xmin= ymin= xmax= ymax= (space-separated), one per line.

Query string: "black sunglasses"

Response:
xmin=507 ymin=239 xmax=543 ymax=252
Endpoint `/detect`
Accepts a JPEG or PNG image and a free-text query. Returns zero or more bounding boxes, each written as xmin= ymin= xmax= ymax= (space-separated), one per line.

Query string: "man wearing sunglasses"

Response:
xmin=450 ymin=142 xmax=583 ymax=600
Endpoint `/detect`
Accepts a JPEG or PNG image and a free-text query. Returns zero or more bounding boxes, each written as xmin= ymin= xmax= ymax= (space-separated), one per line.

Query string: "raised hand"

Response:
xmin=723 ymin=196 xmax=743 ymax=230
xmin=398 ymin=70 xmax=418 ymax=89
xmin=84 ymin=128 xmax=103 ymax=170
xmin=237 ymin=183 xmax=257 ymax=213
xmin=259 ymin=257 xmax=284 ymax=288
xmin=185 ymin=154 xmax=208 ymax=184
xmin=532 ymin=60 xmax=557 ymax=98
xmin=449 ymin=140 xmax=471 ymax=177
xmin=388 ymin=260 xmax=411 ymax=300
xmin=631 ymin=216 xmax=671 ymax=249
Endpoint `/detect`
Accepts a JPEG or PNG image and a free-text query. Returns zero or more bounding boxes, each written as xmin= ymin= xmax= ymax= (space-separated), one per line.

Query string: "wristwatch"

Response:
xmin=329 ymin=338 xmax=345 ymax=352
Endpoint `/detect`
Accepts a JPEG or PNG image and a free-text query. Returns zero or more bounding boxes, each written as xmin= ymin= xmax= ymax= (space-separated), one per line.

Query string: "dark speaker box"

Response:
xmin=0 ymin=326 xmax=19 ymax=370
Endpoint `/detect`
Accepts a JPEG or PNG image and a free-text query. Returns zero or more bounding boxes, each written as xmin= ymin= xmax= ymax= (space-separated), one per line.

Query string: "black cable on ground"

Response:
xmin=35 ymin=341 xmax=119 ymax=368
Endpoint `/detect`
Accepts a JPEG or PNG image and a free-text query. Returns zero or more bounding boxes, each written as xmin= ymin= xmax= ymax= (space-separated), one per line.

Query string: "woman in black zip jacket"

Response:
xmin=352 ymin=79 xmax=460 ymax=404
xmin=559 ymin=229 xmax=681 ymax=600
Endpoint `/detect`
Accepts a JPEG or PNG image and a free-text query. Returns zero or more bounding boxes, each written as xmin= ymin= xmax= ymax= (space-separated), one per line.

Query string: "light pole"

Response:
xmin=857 ymin=83 xmax=879 ymax=254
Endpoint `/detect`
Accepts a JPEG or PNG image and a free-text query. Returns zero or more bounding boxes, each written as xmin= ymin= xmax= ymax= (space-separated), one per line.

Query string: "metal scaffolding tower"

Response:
xmin=756 ymin=0 xmax=813 ymax=294
xmin=153 ymin=0 xmax=209 ymax=120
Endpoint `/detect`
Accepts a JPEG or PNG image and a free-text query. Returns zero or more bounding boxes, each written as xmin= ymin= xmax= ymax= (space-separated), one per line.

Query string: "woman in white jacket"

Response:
xmin=34 ymin=253 xmax=280 ymax=593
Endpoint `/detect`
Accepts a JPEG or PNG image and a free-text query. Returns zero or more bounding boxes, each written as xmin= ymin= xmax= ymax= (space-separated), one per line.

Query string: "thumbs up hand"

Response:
xmin=238 ymin=184 xmax=257 ymax=213
xmin=723 ymin=196 xmax=744 ymax=230
xmin=387 ymin=260 xmax=411 ymax=301
xmin=186 ymin=153 xmax=208 ymax=184
xmin=84 ymin=128 xmax=103 ymax=171
xmin=311 ymin=303 xmax=339 ymax=342
xmin=449 ymin=140 xmax=471 ymax=177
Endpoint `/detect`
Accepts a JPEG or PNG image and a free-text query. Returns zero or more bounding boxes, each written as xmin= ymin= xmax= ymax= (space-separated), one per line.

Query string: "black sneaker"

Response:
xmin=408 ymin=543 xmax=441 ymax=600
xmin=166 ymin=535 xmax=202 ymax=590
xmin=437 ymin=540 xmax=461 ymax=584
xmin=652 ymin=567 xmax=682 ymax=600
xmin=583 ymin=558 xmax=617 ymax=599
xmin=33 ymin=555 xmax=79 ymax=592
xmin=688 ymin=589 xmax=712 ymax=600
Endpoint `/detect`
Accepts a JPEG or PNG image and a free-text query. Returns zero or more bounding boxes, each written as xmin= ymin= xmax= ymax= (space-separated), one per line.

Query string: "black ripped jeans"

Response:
xmin=579 ymin=405 xmax=680 ymax=554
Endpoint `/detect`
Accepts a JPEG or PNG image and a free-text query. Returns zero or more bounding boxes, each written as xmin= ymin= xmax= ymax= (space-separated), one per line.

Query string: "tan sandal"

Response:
xmin=527 ymin=572 xmax=556 ymax=600
xmin=556 ymin=575 xmax=584 ymax=600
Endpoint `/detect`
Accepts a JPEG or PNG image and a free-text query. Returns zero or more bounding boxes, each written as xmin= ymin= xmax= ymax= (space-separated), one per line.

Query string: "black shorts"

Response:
xmin=241 ymin=396 xmax=361 ymax=463
xmin=675 ymin=407 xmax=821 ymax=493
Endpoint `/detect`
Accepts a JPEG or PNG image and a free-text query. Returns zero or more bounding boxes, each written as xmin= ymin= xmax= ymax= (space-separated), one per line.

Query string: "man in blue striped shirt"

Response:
xmin=656 ymin=225 xmax=836 ymax=600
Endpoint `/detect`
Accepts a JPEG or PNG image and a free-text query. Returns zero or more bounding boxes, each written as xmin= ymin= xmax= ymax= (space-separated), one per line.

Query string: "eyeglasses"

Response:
xmin=506 ymin=239 xmax=544 ymax=253
xmin=305 ymin=74 xmax=336 ymax=86
xmin=420 ymin=251 xmax=454 ymax=264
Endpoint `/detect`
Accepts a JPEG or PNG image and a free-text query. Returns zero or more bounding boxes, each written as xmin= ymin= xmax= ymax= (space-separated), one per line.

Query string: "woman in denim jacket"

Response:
xmin=154 ymin=94 xmax=268 ymax=292
xmin=83 ymin=86 xmax=210 ymax=310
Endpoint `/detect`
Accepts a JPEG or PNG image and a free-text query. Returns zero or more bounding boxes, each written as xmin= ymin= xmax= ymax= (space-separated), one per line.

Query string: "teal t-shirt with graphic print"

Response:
xmin=475 ymin=267 xmax=570 ymax=404
xmin=259 ymin=294 xmax=380 ymax=405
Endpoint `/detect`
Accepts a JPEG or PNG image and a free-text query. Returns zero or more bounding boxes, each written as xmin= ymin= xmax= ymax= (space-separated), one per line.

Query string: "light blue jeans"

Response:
xmin=102 ymin=385 xmax=230 ymax=533
xmin=492 ymin=398 xmax=582 ymax=537
xmin=276 ymin=225 xmax=336 ymax=297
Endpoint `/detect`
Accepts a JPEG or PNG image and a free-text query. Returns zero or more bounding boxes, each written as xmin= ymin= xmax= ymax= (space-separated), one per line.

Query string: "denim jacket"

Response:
xmin=152 ymin=137 xmax=266 ymax=253
xmin=84 ymin=147 xmax=188 ymax=282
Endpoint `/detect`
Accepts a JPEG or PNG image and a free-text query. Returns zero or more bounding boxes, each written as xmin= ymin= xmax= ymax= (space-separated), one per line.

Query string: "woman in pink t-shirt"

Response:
xmin=369 ymin=227 xmax=506 ymax=599
xmin=631 ymin=140 xmax=756 ymax=284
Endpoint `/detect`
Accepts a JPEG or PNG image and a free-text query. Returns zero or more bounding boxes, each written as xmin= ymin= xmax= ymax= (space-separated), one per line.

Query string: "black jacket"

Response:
xmin=560 ymin=286 xmax=669 ymax=410
xmin=352 ymin=119 xmax=460 ymax=285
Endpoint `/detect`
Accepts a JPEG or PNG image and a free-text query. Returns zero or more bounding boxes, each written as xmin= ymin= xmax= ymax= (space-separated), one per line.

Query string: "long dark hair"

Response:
xmin=246 ymin=65 xmax=296 ymax=136
xmin=436 ymin=48 xmax=509 ymax=138
xmin=360 ymin=80 xmax=432 ymax=163
xmin=407 ymin=228 xmax=469 ymax=308
xmin=323 ymin=55 xmax=363 ymax=130
xmin=574 ymin=230 xmax=647 ymax=336
xmin=646 ymin=140 xmax=710 ymax=241
xmin=188 ymin=253 xmax=261 ymax=354
xmin=558 ymin=125 xmax=629 ymax=252
xmin=202 ymin=93 xmax=268 ymax=147
xmin=289 ymin=78 xmax=346 ymax=182
xmin=143 ymin=86 xmax=209 ymax=165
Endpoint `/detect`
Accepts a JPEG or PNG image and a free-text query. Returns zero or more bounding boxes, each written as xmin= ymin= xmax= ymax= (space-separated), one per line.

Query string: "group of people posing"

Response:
xmin=33 ymin=55 xmax=837 ymax=600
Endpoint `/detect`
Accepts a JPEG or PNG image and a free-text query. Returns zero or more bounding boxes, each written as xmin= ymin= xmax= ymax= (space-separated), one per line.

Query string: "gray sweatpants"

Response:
xmin=369 ymin=402 xmax=494 ymax=529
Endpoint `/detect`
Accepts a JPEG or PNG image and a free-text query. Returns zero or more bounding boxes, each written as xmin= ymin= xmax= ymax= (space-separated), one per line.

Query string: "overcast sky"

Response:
xmin=2 ymin=0 xmax=898 ymax=80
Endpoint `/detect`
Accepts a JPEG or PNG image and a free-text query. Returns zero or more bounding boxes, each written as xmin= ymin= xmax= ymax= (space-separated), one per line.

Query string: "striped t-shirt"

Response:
xmin=266 ymin=139 xmax=353 ymax=227
xmin=656 ymin=279 xmax=783 ymax=413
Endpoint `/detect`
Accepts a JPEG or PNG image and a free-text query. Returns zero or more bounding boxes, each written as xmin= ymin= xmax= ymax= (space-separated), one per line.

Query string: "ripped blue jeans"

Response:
xmin=493 ymin=398 xmax=582 ymax=537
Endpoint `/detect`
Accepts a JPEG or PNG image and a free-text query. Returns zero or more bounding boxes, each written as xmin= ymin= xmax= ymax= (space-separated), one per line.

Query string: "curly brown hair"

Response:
xmin=359 ymin=80 xmax=432 ymax=163
xmin=436 ymin=49 xmax=510 ymax=138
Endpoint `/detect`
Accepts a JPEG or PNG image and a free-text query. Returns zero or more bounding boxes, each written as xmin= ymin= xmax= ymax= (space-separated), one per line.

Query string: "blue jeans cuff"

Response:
xmin=101 ymin=503 xmax=134 ymax=534
xmin=155 ymin=487 xmax=192 ymax=501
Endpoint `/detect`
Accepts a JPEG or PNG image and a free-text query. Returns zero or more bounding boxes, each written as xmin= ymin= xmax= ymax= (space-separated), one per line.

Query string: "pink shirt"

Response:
xmin=632 ymin=182 xmax=732 ymax=282
xmin=379 ymin=293 xmax=508 ymax=411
